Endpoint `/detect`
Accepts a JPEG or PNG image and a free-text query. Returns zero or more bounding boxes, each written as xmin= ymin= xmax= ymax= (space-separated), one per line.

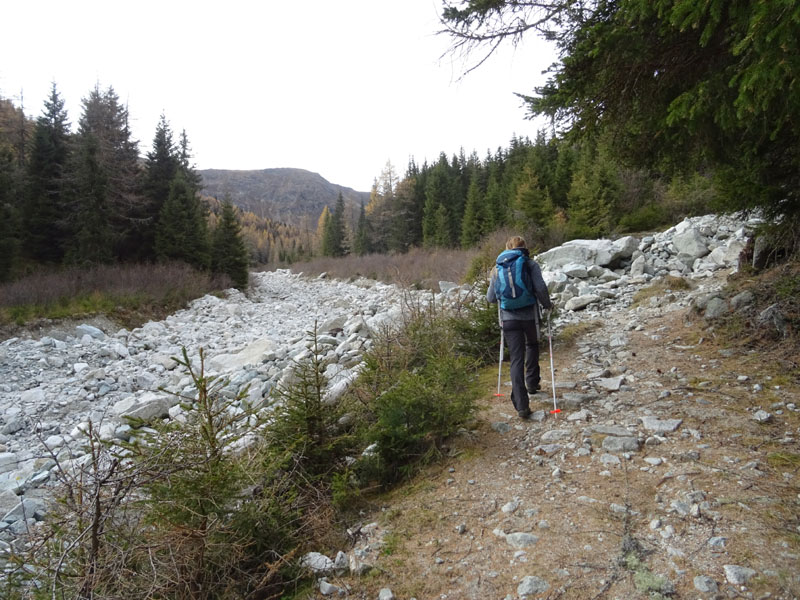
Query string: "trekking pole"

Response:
xmin=547 ymin=313 xmax=560 ymax=415
xmin=495 ymin=303 xmax=505 ymax=397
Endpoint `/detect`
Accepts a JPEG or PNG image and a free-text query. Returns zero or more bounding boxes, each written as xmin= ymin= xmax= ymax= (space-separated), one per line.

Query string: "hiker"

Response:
xmin=487 ymin=236 xmax=552 ymax=418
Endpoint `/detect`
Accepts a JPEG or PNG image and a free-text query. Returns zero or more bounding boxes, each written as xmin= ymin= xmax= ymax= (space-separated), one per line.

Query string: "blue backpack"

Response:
xmin=494 ymin=249 xmax=537 ymax=310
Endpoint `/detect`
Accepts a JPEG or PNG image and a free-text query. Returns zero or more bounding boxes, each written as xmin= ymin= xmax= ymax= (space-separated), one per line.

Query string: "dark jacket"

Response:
xmin=486 ymin=254 xmax=552 ymax=321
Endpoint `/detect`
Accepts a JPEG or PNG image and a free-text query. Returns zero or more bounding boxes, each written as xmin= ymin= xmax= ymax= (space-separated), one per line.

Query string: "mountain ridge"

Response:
xmin=199 ymin=167 xmax=370 ymax=226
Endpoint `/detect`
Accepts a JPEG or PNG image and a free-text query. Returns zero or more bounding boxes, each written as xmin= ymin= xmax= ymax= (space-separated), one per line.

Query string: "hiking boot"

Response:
xmin=517 ymin=408 xmax=532 ymax=419
xmin=527 ymin=385 xmax=540 ymax=394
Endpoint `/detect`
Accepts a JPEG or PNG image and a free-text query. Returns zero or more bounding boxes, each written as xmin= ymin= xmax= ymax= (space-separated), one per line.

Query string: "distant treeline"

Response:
xmin=315 ymin=133 xmax=717 ymax=259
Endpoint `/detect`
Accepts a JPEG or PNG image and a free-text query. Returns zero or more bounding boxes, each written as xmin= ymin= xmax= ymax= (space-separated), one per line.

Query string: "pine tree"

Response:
xmin=23 ymin=82 xmax=71 ymax=264
xmin=460 ymin=172 xmax=487 ymax=248
xmin=144 ymin=116 xmax=178 ymax=211
xmin=322 ymin=193 xmax=346 ymax=257
xmin=177 ymin=129 xmax=202 ymax=191
xmin=0 ymin=144 xmax=21 ymax=280
xmin=388 ymin=177 xmax=420 ymax=253
xmin=422 ymin=156 xmax=457 ymax=247
xmin=515 ymin=164 xmax=556 ymax=228
xmin=68 ymin=134 xmax=114 ymax=265
xmin=352 ymin=201 xmax=370 ymax=256
xmin=566 ymin=145 xmax=619 ymax=239
xmin=135 ymin=115 xmax=180 ymax=260
xmin=70 ymin=85 xmax=141 ymax=261
xmin=155 ymin=171 xmax=210 ymax=269
xmin=211 ymin=201 xmax=249 ymax=289
xmin=484 ymin=170 xmax=507 ymax=229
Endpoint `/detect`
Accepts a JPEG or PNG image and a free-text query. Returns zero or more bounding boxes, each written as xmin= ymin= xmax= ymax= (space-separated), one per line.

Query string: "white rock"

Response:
xmin=672 ymin=227 xmax=709 ymax=260
xmin=565 ymin=295 xmax=600 ymax=311
xmin=561 ymin=263 xmax=589 ymax=278
xmin=20 ymin=387 xmax=47 ymax=404
xmin=639 ymin=416 xmax=682 ymax=433
xmin=596 ymin=376 xmax=624 ymax=392
xmin=318 ymin=579 xmax=343 ymax=596
xmin=505 ymin=532 xmax=539 ymax=548
xmin=300 ymin=551 xmax=334 ymax=574
xmin=723 ymin=564 xmax=756 ymax=585
xmin=541 ymin=429 xmax=572 ymax=442
xmin=629 ymin=255 xmax=647 ymax=277
xmin=119 ymin=392 xmax=178 ymax=422
xmin=208 ymin=338 xmax=275 ymax=373
xmin=517 ymin=575 xmax=550 ymax=596
xmin=0 ymin=453 xmax=18 ymax=474
xmin=693 ymin=575 xmax=718 ymax=593
xmin=753 ymin=410 xmax=772 ymax=423
xmin=542 ymin=271 xmax=569 ymax=292
xmin=76 ymin=324 xmax=105 ymax=339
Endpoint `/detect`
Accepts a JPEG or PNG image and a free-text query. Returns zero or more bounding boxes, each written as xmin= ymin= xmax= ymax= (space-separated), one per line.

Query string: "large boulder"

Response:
xmin=611 ymin=235 xmax=640 ymax=260
xmin=539 ymin=237 xmax=639 ymax=270
xmin=538 ymin=242 xmax=607 ymax=269
xmin=208 ymin=338 xmax=275 ymax=373
xmin=113 ymin=392 xmax=179 ymax=423
xmin=672 ymin=228 xmax=709 ymax=261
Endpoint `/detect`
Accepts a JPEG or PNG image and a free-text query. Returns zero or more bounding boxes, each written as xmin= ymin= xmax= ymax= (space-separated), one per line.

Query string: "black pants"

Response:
xmin=503 ymin=319 xmax=540 ymax=413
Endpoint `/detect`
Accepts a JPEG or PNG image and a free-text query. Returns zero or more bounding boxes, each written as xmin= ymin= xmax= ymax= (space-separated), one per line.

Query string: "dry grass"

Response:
xmin=631 ymin=274 xmax=693 ymax=306
xmin=556 ymin=319 xmax=604 ymax=347
xmin=0 ymin=262 xmax=231 ymax=330
xmin=286 ymin=246 xmax=482 ymax=290
xmin=286 ymin=228 xmax=536 ymax=291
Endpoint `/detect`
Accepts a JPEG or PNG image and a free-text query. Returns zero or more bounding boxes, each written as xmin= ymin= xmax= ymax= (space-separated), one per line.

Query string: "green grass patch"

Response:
xmin=766 ymin=452 xmax=800 ymax=469
xmin=381 ymin=531 xmax=402 ymax=557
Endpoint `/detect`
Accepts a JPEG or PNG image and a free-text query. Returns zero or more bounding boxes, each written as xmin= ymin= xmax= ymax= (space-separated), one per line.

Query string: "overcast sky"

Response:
xmin=1 ymin=0 xmax=555 ymax=191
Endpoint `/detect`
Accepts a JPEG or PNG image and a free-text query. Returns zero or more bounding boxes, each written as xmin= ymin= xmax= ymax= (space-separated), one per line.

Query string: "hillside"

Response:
xmin=199 ymin=167 xmax=370 ymax=226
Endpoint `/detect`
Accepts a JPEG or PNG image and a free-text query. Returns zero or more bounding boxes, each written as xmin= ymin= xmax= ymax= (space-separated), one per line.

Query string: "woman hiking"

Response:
xmin=487 ymin=236 xmax=552 ymax=418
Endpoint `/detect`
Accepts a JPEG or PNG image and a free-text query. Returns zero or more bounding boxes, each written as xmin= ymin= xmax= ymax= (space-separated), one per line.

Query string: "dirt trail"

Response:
xmin=324 ymin=281 xmax=800 ymax=599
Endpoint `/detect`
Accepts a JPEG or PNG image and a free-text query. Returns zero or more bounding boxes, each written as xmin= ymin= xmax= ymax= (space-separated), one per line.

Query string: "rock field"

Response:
xmin=2 ymin=213 xmax=798 ymax=599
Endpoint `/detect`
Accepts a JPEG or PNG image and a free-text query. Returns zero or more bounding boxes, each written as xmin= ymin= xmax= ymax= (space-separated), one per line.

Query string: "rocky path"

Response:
xmin=316 ymin=274 xmax=799 ymax=600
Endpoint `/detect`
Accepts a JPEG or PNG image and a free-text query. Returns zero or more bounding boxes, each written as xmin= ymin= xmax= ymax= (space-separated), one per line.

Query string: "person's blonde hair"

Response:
xmin=505 ymin=236 xmax=527 ymax=250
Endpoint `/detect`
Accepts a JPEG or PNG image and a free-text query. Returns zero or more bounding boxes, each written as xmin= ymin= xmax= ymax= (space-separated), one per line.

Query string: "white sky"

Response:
xmin=1 ymin=0 xmax=556 ymax=191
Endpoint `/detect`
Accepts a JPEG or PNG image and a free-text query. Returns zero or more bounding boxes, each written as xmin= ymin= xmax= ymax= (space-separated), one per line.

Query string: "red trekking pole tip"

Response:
xmin=550 ymin=408 xmax=561 ymax=414
xmin=494 ymin=393 xmax=505 ymax=397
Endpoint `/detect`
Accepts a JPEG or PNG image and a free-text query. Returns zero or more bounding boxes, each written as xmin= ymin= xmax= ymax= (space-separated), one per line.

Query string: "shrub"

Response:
xmin=264 ymin=324 xmax=356 ymax=480
xmin=369 ymin=352 xmax=479 ymax=484
xmin=617 ymin=204 xmax=670 ymax=233
xmin=447 ymin=281 xmax=501 ymax=366
xmin=345 ymin=301 xmax=481 ymax=487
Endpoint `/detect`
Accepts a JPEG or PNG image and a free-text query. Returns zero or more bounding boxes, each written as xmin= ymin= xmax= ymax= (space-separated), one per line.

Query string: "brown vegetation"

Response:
xmin=288 ymin=227 xmax=533 ymax=290
xmin=287 ymin=246 xmax=482 ymax=290
xmin=0 ymin=262 xmax=230 ymax=333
